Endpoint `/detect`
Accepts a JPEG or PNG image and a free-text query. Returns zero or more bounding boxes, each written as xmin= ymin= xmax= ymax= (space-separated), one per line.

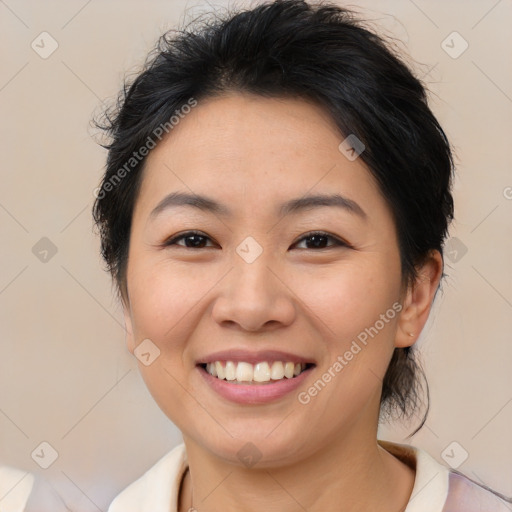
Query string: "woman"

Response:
xmin=92 ymin=0 xmax=511 ymax=510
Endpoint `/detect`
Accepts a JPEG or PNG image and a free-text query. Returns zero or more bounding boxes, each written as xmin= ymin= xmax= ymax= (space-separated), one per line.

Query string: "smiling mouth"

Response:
xmin=198 ymin=361 xmax=315 ymax=385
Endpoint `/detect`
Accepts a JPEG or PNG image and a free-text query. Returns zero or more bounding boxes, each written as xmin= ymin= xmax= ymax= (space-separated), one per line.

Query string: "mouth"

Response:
xmin=195 ymin=349 xmax=317 ymax=403
xmin=197 ymin=360 xmax=316 ymax=385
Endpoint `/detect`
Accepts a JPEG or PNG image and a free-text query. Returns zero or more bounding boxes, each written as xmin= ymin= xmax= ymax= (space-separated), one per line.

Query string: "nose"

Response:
xmin=211 ymin=252 xmax=296 ymax=332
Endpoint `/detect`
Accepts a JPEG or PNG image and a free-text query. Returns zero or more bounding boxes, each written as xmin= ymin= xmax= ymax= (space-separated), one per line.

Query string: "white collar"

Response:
xmin=0 ymin=465 xmax=35 ymax=512
xmin=108 ymin=441 xmax=450 ymax=512
xmin=378 ymin=440 xmax=449 ymax=512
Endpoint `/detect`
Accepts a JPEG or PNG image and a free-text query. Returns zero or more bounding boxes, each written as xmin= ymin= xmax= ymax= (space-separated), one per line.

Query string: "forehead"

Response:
xmin=135 ymin=93 xmax=384 ymax=219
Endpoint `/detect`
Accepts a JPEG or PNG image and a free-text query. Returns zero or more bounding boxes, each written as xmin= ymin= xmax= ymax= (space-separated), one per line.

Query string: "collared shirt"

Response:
xmin=0 ymin=465 xmax=69 ymax=512
xmin=107 ymin=441 xmax=511 ymax=511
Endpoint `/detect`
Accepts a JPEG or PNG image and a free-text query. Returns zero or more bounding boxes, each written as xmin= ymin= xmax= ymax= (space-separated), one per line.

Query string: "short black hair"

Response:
xmin=93 ymin=0 xmax=455 ymax=430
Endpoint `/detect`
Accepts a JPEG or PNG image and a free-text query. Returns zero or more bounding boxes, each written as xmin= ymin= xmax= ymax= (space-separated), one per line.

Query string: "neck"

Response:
xmin=179 ymin=422 xmax=415 ymax=512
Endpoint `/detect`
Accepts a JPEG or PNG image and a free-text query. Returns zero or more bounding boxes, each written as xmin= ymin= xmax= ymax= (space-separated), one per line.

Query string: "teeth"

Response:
xmin=207 ymin=363 xmax=216 ymax=377
xmin=270 ymin=361 xmax=284 ymax=380
xmin=236 ymin=362 xmax=253 ymax=382
xmin=284 ymin=362 xmax=294 ymax=378
xmin=215 ymin=361 xmax=225 ymax=380
xmin=253 ymin=362 xmax=271 ymax=382
xmin=204 ymin=360 xmax=308 ymax=384
xmin=225 ymin=361 xmax=236 ymax=381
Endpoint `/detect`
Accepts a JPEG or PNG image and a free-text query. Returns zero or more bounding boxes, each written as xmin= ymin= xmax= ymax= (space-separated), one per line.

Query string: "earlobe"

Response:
xmin=395 ymin=250 xmax=444 ymax=348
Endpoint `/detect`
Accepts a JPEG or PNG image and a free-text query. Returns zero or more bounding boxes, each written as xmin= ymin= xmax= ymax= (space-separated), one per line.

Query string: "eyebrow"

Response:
xmin=149 ymin=191 xmax=367 ymax=220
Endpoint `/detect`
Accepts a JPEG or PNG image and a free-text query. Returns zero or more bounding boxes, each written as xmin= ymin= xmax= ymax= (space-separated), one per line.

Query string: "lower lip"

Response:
xmin=197 ymin=365 xmax=314 ymax=404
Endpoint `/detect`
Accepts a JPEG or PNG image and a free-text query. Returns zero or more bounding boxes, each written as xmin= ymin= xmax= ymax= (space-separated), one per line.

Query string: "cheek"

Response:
xmin=292 ymin=255 xmax=401 ymax=406
xmin=127 ymin=259 xmax=214 ymax=342
xmin=292 ymin=255 xmax=402 ymax=345
xmin=125 ymin=259 xmax=214 ymax=428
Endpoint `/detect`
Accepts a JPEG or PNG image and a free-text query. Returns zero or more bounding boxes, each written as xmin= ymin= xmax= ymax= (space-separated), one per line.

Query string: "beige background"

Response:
xmin=0 ymin=0 xmax=511 ymax=510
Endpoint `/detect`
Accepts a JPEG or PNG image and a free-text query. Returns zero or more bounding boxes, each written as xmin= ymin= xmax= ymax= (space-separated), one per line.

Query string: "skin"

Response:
xmin=122 ymin=93 xmax=443 ymax=512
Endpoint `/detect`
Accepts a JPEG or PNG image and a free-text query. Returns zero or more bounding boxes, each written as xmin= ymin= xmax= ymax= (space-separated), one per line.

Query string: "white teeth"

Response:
xmin=284 ymin=362 xmax=295 ymax=379
xmin=204 ymin=360 xmax=308 ymax=383
xmin=253 ymin=362 xmax=271 ymax=382
xmin=270 ymin=361 xmax=284 ymax=380
xmin=207 ymin=362 xmax=217 ymax=376
xmin=236 ymin=362 xmax=253 ymax=382
xmin=215 ymin=361 xmax=225 ymax=380
xmin=225 ymin=361 xmax=236 ymax=381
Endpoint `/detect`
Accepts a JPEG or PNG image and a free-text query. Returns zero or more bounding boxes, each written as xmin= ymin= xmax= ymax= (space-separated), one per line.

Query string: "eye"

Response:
xmin=292 ymin=231 xmax=348 ymax=250
xmin=161 ymin=230 xmax=349 ymax=250
xmin=163 ymin=230 xmax=216 ymax=249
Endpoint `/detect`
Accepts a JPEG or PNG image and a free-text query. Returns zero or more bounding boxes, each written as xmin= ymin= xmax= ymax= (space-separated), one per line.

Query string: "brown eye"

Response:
xmin=164 ymin=231 xmax=215 ymax=249
xmin=293 ymin=231 xmax=348 ymax=250
xmin=162 ymin=230 xmax=349 ymax=251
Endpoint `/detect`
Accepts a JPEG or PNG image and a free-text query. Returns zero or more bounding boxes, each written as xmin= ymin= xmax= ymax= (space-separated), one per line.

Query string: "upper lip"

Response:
xmin=196 ymin=349 xmax=316 ymax=366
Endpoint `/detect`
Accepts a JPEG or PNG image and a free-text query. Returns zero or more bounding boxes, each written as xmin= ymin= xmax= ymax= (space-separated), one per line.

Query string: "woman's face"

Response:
xmin=123 ymin=93 xmax=416 ymax=465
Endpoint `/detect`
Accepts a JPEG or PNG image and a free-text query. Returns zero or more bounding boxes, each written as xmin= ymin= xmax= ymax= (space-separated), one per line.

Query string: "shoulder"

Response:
xmin=378 ymin=440 xmax=511 ymax=512
xmin=108 ymin=443 xmax=188 ymax=512
xmin=443 ymin=471 xmax=511 ymax=512
xmin=0 ymin=465 xmax=34 ymax=512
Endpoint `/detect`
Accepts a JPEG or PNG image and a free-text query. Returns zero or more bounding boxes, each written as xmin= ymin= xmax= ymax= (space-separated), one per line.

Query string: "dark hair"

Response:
xmin=92 ymin=0 xmax=454 ymax=430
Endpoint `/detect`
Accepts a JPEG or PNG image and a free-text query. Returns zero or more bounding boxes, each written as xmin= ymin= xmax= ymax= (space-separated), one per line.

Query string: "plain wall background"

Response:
xmin=0 ymin=0 xmax=511 ymax=510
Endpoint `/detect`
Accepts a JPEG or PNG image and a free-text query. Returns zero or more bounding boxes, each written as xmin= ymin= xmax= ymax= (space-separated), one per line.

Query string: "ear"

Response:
xmin=395 ymin=249 xmax=444 ymax=348
xmin=122 ymin=299 xmax=136 ymax=354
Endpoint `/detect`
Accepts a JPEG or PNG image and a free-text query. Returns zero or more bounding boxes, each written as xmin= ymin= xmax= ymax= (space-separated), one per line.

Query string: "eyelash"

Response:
xmin=162 ymin=230 xmax=350 ymax=250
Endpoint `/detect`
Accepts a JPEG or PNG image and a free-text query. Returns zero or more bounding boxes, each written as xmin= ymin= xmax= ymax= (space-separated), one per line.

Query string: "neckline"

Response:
xmin=377 ymin=440 xmax=450 ymax=511
xmin=173 ymin=440 xmax=449 ymax=512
